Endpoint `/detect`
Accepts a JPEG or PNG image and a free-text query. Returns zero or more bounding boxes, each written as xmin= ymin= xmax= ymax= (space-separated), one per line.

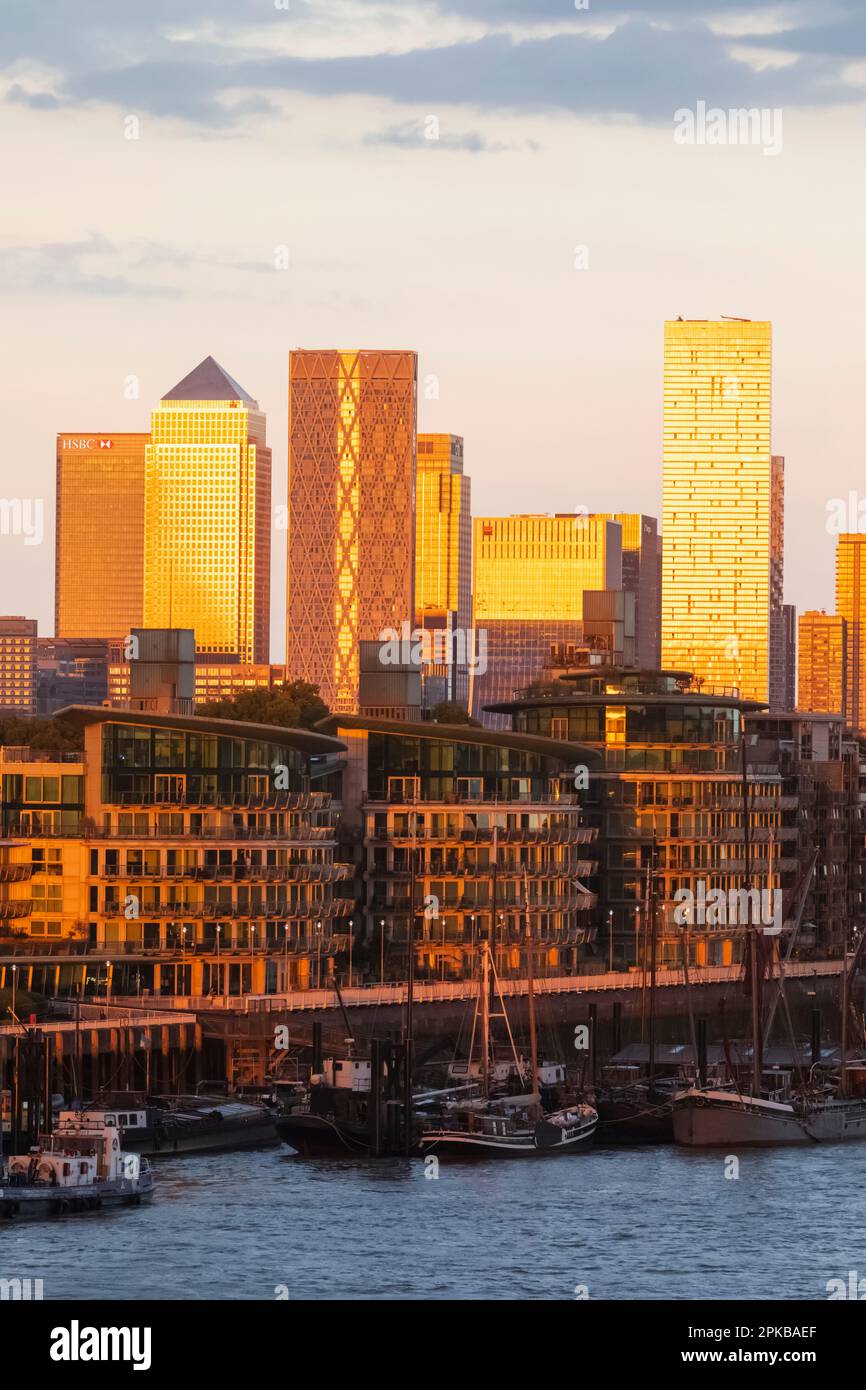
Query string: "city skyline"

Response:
xmin=6 ymin=4 xmax=866 ymax=657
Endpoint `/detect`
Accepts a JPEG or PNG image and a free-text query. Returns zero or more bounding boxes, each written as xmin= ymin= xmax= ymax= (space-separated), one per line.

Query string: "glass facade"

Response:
xmin=144 ymin=362 xmax=271 ymax=663
xmin=415 ymin=433 xmax=472 ymax=706
xmin=835 ymin=534 xmax=866 ymax=734
xmin=498 ymin=672 xmax=788 ymax=966
xmin=662 ymin=319 xmax=774 ymax=701
xmin=287 ymin=350 xmax=417 ymax=712
xmin=333 ymin=719 xmax=598 ymax=982
xmin=797 ymin=610 xmax=847 ymax=718
xmin=55 ymin=435 xmax=146 ymax=640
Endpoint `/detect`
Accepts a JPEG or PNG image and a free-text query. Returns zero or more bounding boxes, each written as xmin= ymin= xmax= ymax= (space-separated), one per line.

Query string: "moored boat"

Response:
xmin=672 ymin=1087 xmax=810 ymax=1148
xmin=0 ymin=1109 xmax=154 ymax=1219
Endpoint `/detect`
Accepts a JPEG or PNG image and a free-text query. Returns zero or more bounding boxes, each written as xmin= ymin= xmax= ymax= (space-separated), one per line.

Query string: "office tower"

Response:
xmin=471 ymin=514 xmax=622 ymax=725
xmin=0 ymin=617 xmax=37 ymax=715
xmin=597 ymin=513 xmax=660 ymax=667
xmin=780 ymin=603 xmax=797 ymax=709
xmin=415 ymin=433 xmax=472 ymax=707
xmin=287 ymin=350 xmax=417 ymax=712
xmin=143 ymin=357 xmax=271 ymax=663
xmin=36 ymin=637 xmax=115 ymax=714
xmin=662 ymin=319 xmax=773 ymax=701
xmin=55 ymin=432 xmax=147 ymax=640
xmin=767 ymin=455 xmax=789 ymax=707
xmin=836 ymin=534 xmax=866 ymax=733
xmin=797 ymin=610 xmax=847 ymax=717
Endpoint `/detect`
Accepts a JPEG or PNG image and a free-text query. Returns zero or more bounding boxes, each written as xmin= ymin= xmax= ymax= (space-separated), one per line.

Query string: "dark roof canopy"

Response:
xmin=56 ymin=706 xmax=345 ymax=756
xmin=317 ymin=714 xmax=601 ymax=765
xmin=161 ymin=356 xmax=256 ymax=404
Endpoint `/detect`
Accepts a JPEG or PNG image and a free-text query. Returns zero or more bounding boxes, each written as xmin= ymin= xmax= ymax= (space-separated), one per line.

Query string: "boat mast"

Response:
xmin=404 ymin=797 xmax=417 ymax=1154
xmin=524 ymin=867 xmax=539 ymax=1103
xmin=648 ymin=837 xmax=657 ymax=1085
xmin=480 ymin=940 xmax=491 ymax=1099
xmin=742 ymin=726 xmax=762 ymax=1095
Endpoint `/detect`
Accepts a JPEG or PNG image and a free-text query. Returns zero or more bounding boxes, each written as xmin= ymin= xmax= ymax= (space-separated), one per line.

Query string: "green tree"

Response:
xmin=430 ymin=701 xmax=480 ymax=726
xmin=197 ymin=681 xmax=329 ymax=730
xmin=0 ymin=715 xmax=83 ymax=753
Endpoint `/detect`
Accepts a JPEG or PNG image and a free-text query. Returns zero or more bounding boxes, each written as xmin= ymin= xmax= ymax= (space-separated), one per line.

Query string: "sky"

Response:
xmin=2 ymin=0 xmax=865 ymax=660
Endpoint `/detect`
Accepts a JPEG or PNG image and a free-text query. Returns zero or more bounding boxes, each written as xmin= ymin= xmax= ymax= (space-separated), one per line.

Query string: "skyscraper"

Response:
xmin=287 ymin=350 xmax=417 ymax=712
xmin=836 ymin=534 xmax=866 ymax=733
xmin=471 ymin=513 xmax=622 ymax=724
xmin=768 ymin=455 xmax=789 ymax=707
xmin=415 ymin=433 xmax=472 ymax=707
xmin=143 ymin=357 xmax=271 ymax=663
xmin=55 ymin=432 xmax=147 ymax=640
xmin=797 ymin=610 xmax=846 ymax=717
xmin=597 ymin=513 xmax=660 ymax=667
xmin=662 ymin=319 xmax=774 ymax=701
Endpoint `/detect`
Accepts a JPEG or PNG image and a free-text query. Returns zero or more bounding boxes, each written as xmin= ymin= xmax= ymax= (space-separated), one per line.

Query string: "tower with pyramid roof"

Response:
xmin=144 ymin=357 xmax=271 ymax=663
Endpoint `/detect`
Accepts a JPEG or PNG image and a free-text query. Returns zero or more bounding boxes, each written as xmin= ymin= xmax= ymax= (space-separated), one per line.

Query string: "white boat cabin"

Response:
xmin=6 ymin=1111 xmax=143 ymax=1188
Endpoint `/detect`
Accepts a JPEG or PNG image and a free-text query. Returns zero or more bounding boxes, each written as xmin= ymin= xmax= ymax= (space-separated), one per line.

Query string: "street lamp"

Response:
xmin=380 ymin=919 xmax=385 ymax=984
xmin=105 ymin=960 xmax=112 ymax=1000
xmin=10 ymin=963 xmax=17 ymax=1018
xmin=316 ymin=920 xmax=322 ymax=989
xmin=608 ymin=910 xmax=614 ymax=972
xmin=348 ymin=919 xmax=354 ymax=989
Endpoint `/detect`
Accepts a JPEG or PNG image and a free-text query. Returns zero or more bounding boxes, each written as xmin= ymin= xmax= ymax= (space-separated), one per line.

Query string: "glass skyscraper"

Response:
xmin=662 ymin=319 xmax=775 ymax=702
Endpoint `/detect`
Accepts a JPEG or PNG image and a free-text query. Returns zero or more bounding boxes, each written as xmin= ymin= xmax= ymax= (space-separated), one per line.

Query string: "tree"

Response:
xmin=430 ymin=701 xmax=480 ymax=727
xmin=196 ymin=681 xmax=329 ymax=731
xmin=0 ymin=715 xmax=83 ymax=753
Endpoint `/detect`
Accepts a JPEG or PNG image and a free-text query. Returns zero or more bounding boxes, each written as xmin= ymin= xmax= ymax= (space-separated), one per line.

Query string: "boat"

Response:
xmin=418 ymin=886 xmax=597 ymax=1158
xmin=0 ymin=1109 xmax=154 ymax=1219
xmin=117 ymin=1095 xmax=279 ymax=1156
xmin=275 ymin=1057 xmax=375 ymax=1156
xmin=596 ymin=1079 xmax=681 ymax=1143
xmin=672 ymin=1086 xmax=810 ymax=1147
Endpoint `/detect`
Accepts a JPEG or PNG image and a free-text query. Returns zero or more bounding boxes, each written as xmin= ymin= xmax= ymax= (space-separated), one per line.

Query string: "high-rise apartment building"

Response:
xmin=55 ymin=432 xmax=147 ymax=640
xmin=143 ymin=357 xmax=271 ymax=663
xmin=287 ymin=350 xmax=417 ymax=712
xmin=797 ymin=610 xmax=847 ymax=717
xmin=0 ymin=617 xmax=38 ymax=715
xmin=767 ymin=455 xmax=789 ymax=707
xmin=597 ymin=513 xmax=660 ymax=668
xmin=836 ymin=534 xmax=866 ymax=733
xmin=662 ymin=319 xmax=774 ymax=701
xmin=471 ymin=514 xmax=622 ymax=724
xmin=415 ymin=433 xmax=472 ymax=707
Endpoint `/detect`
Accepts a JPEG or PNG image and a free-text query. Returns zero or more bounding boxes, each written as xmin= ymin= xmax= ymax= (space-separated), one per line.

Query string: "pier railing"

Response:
xmin=119 ymin=959 xmax=843 ymax=1014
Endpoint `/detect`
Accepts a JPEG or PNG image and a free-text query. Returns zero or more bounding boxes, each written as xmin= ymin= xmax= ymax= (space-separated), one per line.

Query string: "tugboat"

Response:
xmin=275 ymin=1056 xmax=374 ymax=1156
xmin=0 ymin=1109 xmax=154 ymax=1219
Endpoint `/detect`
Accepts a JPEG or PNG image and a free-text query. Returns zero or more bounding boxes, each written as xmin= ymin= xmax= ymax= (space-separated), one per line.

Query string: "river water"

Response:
xmin=3 ymin=1141 xmax=866 ymax=1301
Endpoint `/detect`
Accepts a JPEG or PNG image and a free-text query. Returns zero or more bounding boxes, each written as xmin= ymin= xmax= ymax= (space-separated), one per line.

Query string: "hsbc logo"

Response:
xmin=61 ymin=438 xmax=114 ymax=450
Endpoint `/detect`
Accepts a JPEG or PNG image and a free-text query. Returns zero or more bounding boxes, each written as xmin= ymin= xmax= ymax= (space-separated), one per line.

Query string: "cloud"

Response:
xmin=0 ymin=233 xmax=282 ymax=298
xmin=1 ymin=2 xmax=862 ymax=130
xmin=365 ymin=119 xmax=538 ymax=152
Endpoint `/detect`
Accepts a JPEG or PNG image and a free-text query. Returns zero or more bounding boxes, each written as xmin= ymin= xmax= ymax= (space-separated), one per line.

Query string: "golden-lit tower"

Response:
xmin=797 ymin=610 xmax=847 ymax=717
xmin=470 ymin=514 xmax=622 ymax=723
xmin=144 ymin=357 xmax=271 ymax=662
xmin=836 ymin=534 xmax=866 ymax=733
xmin=287 ymin=351 xmax=417 ymax=712
xmin=55 ymin=432 xmax=147 ymax=639
xmin=415 ymin=434 xmax=471 ymax=705
xmin=662 ymin=319 xmax=774 ymax=701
